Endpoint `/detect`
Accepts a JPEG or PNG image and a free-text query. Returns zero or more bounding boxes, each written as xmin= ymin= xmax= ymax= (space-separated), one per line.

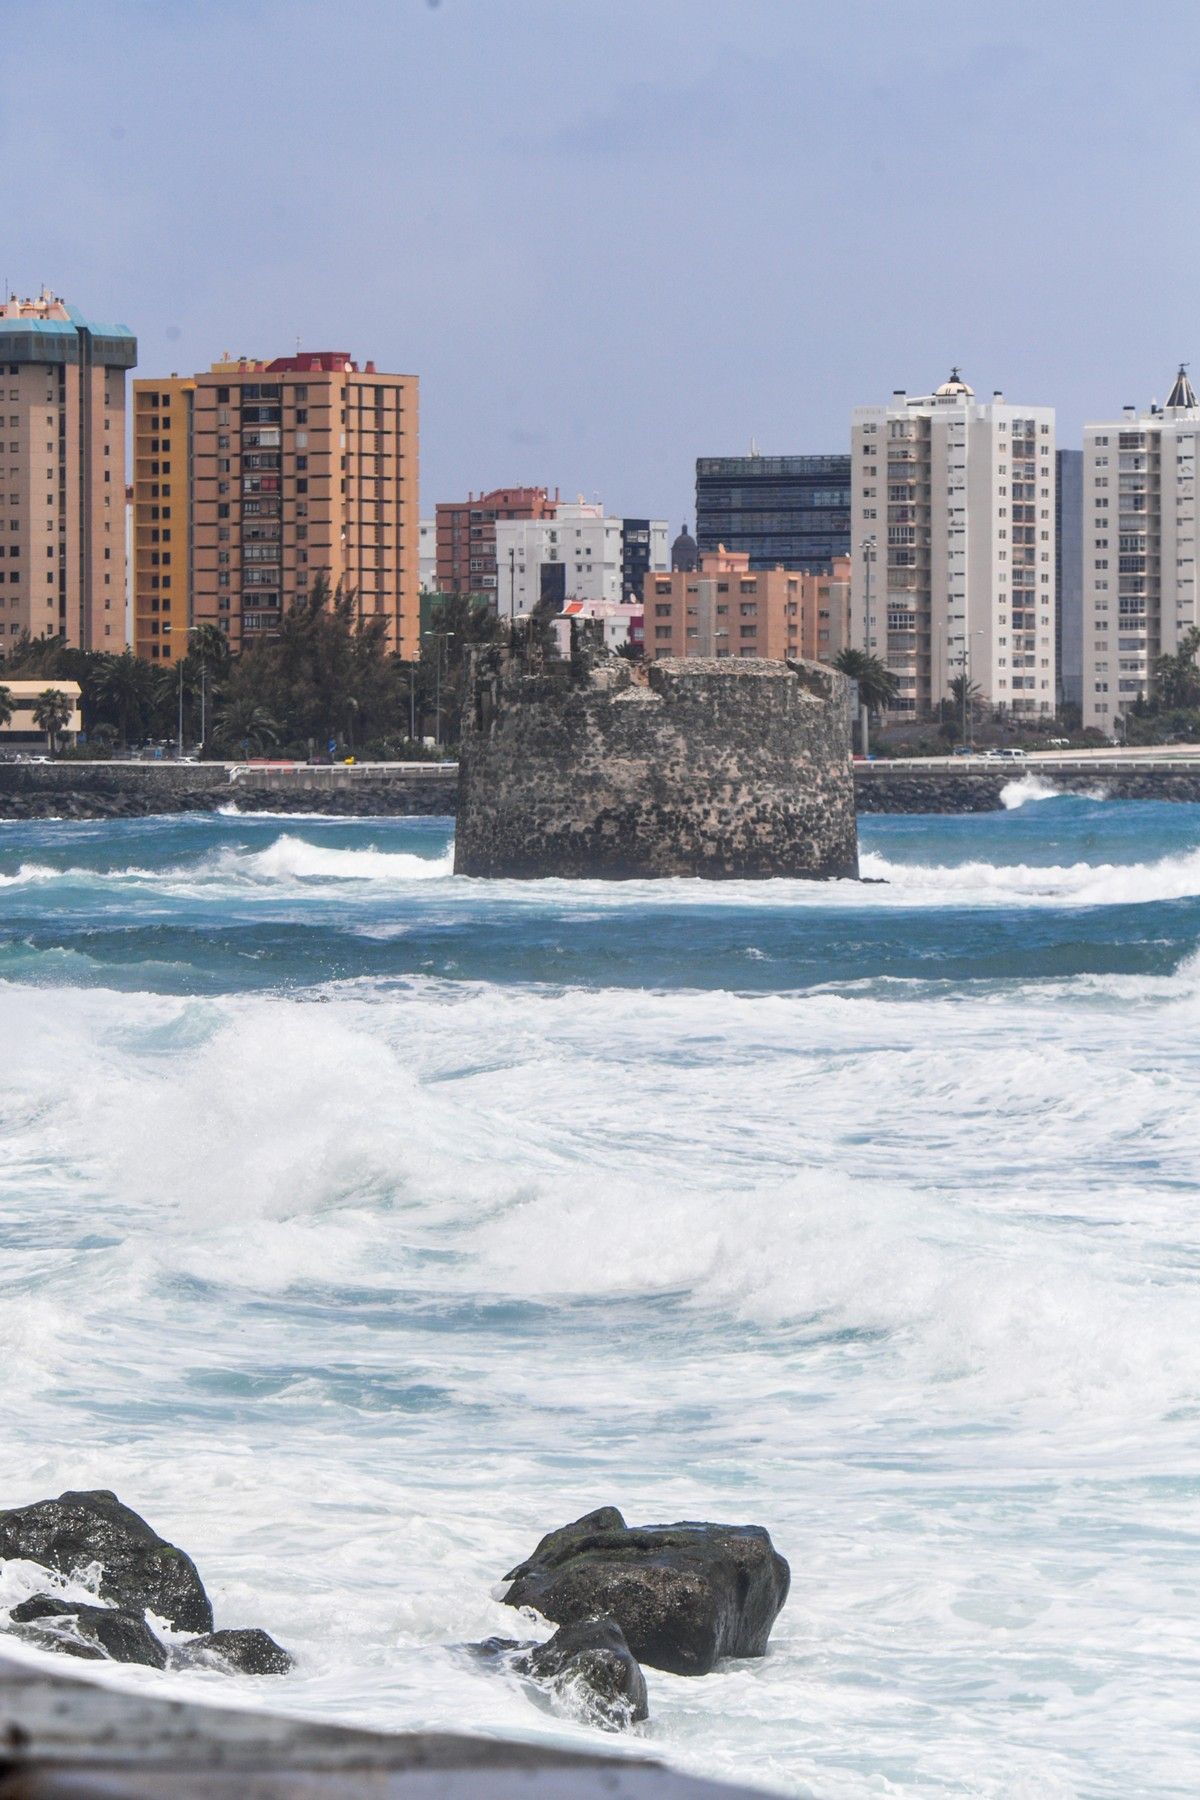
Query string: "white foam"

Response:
xmin=859 ymin=843 xmax=1200 ymax=906
xmin=230 ymin=835 xmax=453 ymax=883
xmin=1001 ymin=774 xmax=1110 ymax=809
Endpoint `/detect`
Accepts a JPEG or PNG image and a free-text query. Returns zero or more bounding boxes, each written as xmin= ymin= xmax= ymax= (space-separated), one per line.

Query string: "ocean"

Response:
xmin=2 ymin=776 xmax=1199 ymax=1797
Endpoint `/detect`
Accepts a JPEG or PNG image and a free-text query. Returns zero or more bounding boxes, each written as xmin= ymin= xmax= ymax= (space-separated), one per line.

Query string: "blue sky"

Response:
xmin=4 ymin=0 xmax=1200 ymax=526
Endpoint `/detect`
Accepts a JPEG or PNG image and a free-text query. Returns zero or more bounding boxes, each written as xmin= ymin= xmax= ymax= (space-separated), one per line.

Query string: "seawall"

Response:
xmin=855 ymin=759 xmax=1200 ymax=813
xmin=0 ymin=762 xmax=458 ymax=820
xmin=2 ymin=756 xmax=1200 ymax=824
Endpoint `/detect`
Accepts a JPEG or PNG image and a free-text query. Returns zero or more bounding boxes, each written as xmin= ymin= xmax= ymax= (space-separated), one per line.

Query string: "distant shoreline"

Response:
xmin=2 ymin=759 xmax=1200 ymax=822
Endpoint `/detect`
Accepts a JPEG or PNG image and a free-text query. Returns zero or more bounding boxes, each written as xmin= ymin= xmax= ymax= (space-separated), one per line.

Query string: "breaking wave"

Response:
xmin=1001 ymin=773 xmax=1110 ymax=809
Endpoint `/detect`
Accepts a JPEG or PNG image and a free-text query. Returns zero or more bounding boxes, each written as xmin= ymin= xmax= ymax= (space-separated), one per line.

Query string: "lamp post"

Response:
xmin=424 ymin=629 xmax=455 ymax=753
xmin=182 ymin=625 xmax=209 ymax=755
xmin=950 ymin=629 xmax=984 ymax=752
xmin=861 ymin=535 xmax=876 ymax=758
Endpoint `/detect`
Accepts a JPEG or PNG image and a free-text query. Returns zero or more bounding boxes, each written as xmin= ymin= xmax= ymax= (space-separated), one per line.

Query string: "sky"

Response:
xmin=4 ymin=0 xmax=1200 ymax=528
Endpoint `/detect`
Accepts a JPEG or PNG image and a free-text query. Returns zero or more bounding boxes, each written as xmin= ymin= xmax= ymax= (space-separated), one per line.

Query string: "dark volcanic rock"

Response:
xmin=471 ymin=1615 xmax=648 ymax=1730
xmin=0 ymin=1489 xmax=213 ymax=1633
xmin=9 ymin=1594 xmax=167 ymax=1668
xmin=517 ymin=1617 xmax=648 ymax=1729
xmin=175 ymin=1627 xmax=294 ymax=1675
xmin=503 ymin=1507 xmax=789 ymax=1677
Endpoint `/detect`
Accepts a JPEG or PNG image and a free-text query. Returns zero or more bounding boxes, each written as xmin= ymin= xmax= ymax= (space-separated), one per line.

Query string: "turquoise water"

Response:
xmin=2 ymin=784 xmax=1200 ymax=1795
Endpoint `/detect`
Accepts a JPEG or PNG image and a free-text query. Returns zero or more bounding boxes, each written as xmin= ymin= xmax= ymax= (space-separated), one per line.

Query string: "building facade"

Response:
xmin=131 ymin=375 xmax=193 ymax=662
xmin=1082 ymin=368 xmax=1200 ymax=734
xmin=132 ymin=350 xmax=419 ymax=662
xmin=643 ymin=548 xmax=850 ymax=663
xmin=0 ymin=290 xmax=136 ymax=654
xmin=493 ymin=502 xmax=667 ymax=617
xmin=435 ymin=487 xmax=558 ymax=602
xmin=419 ymin=517 xmax=437 ymax=593
xmin=551 ymin=598 xmax=644 ymax=657
xmin=851 ymin=373 xmax=1057 ymax=718
xmin=620 ymin=518 xmax=668 ymax=602
xmin=1055 ymin=448 xmax=1083 ymax=711
xmin=695 ymin=454 xmax=850 ymax=573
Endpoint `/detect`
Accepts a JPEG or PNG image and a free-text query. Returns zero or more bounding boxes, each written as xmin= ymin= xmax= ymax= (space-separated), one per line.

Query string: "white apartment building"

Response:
xmin=493 ymin=503 xmax=667 ymax=617
xmin=1082 ymin=368 xmax=1200 ymax=735
xmin=850 ymin=372 xmax=1057 ymax=719
xmin=419 ymin=517 xmax=437 ymax=593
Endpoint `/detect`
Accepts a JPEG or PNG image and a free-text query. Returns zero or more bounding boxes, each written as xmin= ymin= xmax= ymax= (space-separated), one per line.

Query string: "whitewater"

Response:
xmin=3 ymin=789 xmax=1200 ymax=1797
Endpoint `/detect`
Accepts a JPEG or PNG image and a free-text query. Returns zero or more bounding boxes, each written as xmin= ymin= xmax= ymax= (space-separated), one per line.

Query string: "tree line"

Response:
xmin=0 ymin=580 xmax=506 ymax=757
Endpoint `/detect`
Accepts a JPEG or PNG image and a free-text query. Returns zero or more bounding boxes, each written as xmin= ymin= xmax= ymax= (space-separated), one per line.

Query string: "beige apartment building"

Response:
xmin=851 ymin=373 xmax=1057 ymax=718
xmin=1082 ymin=368 xmax=1200 ymax=734
xmin=644 ymin=548 xmax=849 ymax=662
xmin=0 ymin=290 xmax=136 ymax=654
xmin=133 ymin=350 xmax=419 ymax=662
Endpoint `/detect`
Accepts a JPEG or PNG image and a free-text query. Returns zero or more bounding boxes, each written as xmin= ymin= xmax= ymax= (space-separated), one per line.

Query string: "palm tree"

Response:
xmin=0 ymin=685 xmax=13 ymax=732
xmin=834 ymin=647 xmax=900 ymax=715
xmin=31 ymin=688 xmax=73 ymax=755
xmin=91 ymin=651 xmax=154 ymax=747
xmin=213 ymin=697 xmax=280 ymax=756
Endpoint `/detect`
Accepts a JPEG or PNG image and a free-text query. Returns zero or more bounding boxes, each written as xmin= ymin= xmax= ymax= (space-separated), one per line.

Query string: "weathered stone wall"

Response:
xmin=454 ymin=649 xmax=859 ymax=880
xmin=855 ymin=766 xmax=1200 ymax=813
xmin=0 ymin=763 xmax=457 ymax=821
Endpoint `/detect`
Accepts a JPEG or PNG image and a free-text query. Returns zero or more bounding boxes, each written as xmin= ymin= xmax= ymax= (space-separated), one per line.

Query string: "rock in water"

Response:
xmin=9 ymin=1595 xmax=168 ymax=1669
xmin=516 ymin=1617 xmax=648 ymax=1729
xmin=502 ymin=1508 xmax=790 ymax=1677
xmin=175 ymin=1628 xmax=294 ymax=1675
xmin=0 ymin=1489 xmax=213 ymax=1633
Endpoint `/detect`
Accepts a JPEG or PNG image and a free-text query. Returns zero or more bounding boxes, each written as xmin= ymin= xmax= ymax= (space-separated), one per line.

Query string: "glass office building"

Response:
xmin=694 ymin=454 xmax=851 ymax=573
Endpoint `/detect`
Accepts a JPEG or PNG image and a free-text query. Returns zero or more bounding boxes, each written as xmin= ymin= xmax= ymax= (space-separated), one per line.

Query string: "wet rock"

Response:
xmin=0 ymin=1489 xmax=213 ymax=1633
xmin=470 ymin=1615 xmax=648 ymax=1731
xmin=174 ymin=1628 xmax=294 ymax=1676
xmin=502 ymin=1507 xmax=789 ymax=1677
xmin=517 ymin=1617 xmax=648 ymax=1729
xmin=9 ymin=1595 xmax=167 ymax=1669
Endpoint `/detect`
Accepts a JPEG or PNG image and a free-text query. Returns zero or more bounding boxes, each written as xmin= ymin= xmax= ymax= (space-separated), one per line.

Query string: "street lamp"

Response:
xmin=949 ymin=629 xmax=985 ymax=752
xmin=423 ymin=629 xmax=456 ymax=753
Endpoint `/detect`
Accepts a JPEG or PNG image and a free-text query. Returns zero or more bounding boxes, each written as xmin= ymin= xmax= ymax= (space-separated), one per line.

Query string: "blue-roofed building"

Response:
xmin=0 ymin=289 xmax=137 ymax=654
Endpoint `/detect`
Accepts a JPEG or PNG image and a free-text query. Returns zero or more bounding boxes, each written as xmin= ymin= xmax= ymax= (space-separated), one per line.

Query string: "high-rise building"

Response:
xmin=131 ymin=375 xmax=192 ymax=662
xmin=695 ymin=454 xmax=850 ymax=573
xmin=643 ymin=548 xmax=850 ymax=663
xmin=1055 ymin=448 xmax=1083 ymax=711
xmin=0 ymin=290 xmax=136 ymax=654
xmin=851 ymin=372 xmax=1057 ymax=718
xmin=132 ymin=350 xmax=419 ymax=662
xmin=1081 ymin=368 xmax=1200 ymax=734
xmin=435 ymin=487 xmax=559 ymax=601
xmin=620 ymin=518 xmax=668 ymax=602
xmin=493 ymin=503 xmax=667 ymax=617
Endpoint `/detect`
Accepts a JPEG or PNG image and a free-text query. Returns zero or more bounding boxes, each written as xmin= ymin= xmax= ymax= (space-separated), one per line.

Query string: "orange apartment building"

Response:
xmin=435 ymin=486 xmax=559 ymax=598
xmin=0 ymin=290 xmax=135 ymax=654
xmin=644 ymin=549 xmax=850 ymax=662
xmin=133 ymin=350 xmax=419 ymax=662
